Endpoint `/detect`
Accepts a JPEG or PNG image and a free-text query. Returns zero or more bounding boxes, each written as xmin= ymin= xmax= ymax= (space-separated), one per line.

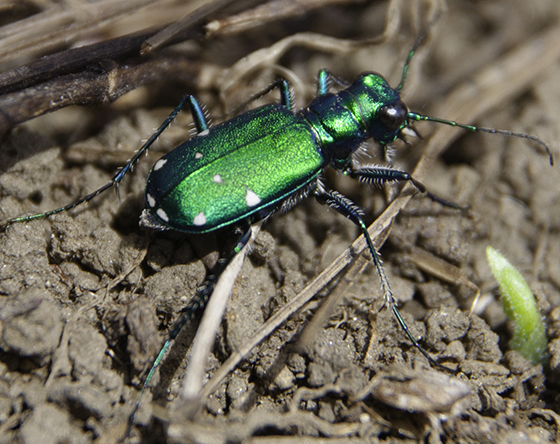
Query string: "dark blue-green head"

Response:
xmin=348 ymin=72 xmax=409 ymax=145
xmin=349 ymin=72 xmax=553 ymax=165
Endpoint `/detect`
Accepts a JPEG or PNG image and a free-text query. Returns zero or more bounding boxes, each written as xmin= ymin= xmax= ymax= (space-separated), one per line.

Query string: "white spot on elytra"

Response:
xmin=245 ymin=189 xmax=261 ymax=207
xmin=195 ymin=152 xmax=203 ymax=159
xmin=193 ymin=212 xmax=207 ymax=226
xmin=146 ymin=193 xmax=156 ymax=207
xmin=154 ymin=158 xmax=167 ymax=171
xmin=198 ymin=129 xmax=210 ymax=136
xmin=156 ymin=208 xmax=169 ymax=222
xmin=213 ymin=174 xmax=223 ymax=183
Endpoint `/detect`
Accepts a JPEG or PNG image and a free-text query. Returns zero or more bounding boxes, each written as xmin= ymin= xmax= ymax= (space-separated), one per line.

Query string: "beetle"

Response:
xmin=134 ymin=61 xmax=551 ymax=372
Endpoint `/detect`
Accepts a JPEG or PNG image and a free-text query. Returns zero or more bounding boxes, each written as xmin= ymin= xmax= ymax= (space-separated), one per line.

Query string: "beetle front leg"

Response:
xmin=347 ymin=165 xmax=464 ymax=209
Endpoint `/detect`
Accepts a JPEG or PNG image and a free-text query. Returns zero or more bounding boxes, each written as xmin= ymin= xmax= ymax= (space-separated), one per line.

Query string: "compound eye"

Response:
xmin=379 ymin=101 xmax=407 ymax=131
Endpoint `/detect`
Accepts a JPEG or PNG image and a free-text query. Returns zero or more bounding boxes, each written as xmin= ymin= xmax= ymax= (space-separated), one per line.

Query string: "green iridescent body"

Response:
xmin=145 ymin=105 xmax=322 ymax=233
xmin=144 ymin=73 xmax=406 ymax=233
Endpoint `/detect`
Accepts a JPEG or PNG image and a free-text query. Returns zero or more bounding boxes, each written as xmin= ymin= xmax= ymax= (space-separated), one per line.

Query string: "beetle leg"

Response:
xmin=347 ymin=165 xmax=466 ymax=210
xmin=316 ymin=69 xmax=350 ymax=95
xmin=4 ymin=94 xmax=194 ymax=227
xmin=228 ymin=78 xmax=293 ymax=115
xmin=127 ymin=221 xmax=252 ymax=433
xmin=317 ymin=69 xmax=330 ymax=96
xmin=187 ymin=95 xmax=209 ymax=133
xmin=314 ymin=188 xmax=452 ymax=370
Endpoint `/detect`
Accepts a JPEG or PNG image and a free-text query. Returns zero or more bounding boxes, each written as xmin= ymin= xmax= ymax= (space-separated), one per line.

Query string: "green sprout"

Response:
xmin=486 ymin=246 xmax=548 ymax=365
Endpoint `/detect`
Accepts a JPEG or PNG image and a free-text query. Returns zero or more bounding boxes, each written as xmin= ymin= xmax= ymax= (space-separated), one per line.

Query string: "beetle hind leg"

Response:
xmin=127 ymin=221 xmax=252 ymax=434
xmin=4 ymin=95 xmax=194 ymax=228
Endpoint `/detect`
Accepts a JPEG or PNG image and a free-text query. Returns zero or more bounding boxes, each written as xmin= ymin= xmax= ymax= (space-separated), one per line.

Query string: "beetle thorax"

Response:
xmin=301 ymin=91 xmax=366 ymax=168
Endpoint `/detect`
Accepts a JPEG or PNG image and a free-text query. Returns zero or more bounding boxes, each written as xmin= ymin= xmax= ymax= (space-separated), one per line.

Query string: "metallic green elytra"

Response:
xmin=144 ymin=105 xmax=323 ymax=233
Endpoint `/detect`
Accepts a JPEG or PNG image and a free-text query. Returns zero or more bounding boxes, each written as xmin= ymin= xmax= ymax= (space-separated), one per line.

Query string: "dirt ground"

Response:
xmin=1 ymin=1 xmax=560 ymax=443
